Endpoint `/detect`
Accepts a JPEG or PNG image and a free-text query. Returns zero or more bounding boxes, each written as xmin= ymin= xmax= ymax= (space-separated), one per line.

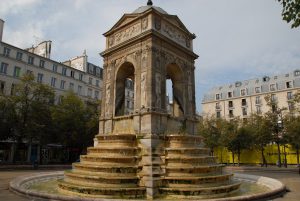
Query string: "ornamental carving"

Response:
xmin=162 ymin=22 xmax=188 ymax=48
xmin=142 ymin=17 xmax=148 ymax=30
xmin=155 ymin=73 xmax=161 ymax=108
xmin=105 ymin=84 xmax=111 ymax=116
xmin=141 ymin=72 xmax=147 ymax=107
xmin=111 ymin=23 xmax=141 ymax=47
xmin=154 ymin=17 xmax=161 ymax=30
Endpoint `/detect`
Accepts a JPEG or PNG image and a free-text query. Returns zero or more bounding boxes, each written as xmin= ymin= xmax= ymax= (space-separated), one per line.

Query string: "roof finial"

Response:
xmin=147 ymin=0 xmax=153 ymax=6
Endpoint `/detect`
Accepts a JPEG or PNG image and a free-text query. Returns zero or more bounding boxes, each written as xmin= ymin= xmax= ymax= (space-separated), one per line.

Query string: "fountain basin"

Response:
xmin=9 ymin=171 xmax=286 ymax=201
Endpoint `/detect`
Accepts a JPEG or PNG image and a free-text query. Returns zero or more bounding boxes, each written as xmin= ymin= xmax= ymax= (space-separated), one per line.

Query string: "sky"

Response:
xmin=1 ymin=0 xmax=300 ymax=113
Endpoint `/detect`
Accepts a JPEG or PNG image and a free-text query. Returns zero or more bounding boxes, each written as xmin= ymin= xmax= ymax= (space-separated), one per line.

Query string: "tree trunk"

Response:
xmin=237 ymin=149 xmax=240 ymax=166
xmin=276 ymin=142 xmax=281 ymax=167
xmin=296 ymin=145 xmax=299 ymax=167
xmin=232 ymin=152 xmax=235 ymax=166
xmin=261 ymin=147 xmax=266 ymax=167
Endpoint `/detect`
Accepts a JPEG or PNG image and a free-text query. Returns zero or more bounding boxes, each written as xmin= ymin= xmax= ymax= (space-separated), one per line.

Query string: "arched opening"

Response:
xmin=166 ymin=63 xmax=184 ymax=117
xmin=115 ymin=62 xmax=135 ymax=116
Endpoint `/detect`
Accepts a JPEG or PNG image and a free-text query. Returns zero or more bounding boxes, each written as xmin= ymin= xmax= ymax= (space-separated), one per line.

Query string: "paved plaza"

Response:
xmin=0 ymin=167 xmax=299 ymax=201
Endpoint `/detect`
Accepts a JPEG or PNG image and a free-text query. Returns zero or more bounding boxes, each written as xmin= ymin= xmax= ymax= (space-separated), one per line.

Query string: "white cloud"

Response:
xmin=0 ymin=0 xmax=40 ymax=16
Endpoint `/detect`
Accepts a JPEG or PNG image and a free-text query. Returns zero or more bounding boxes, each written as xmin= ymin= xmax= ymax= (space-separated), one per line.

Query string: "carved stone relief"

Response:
xmin=154 ymin=17 xmax=161 ymax=30
xmin=162 ymin=22 xmax=189 ymax=48
xmin=141 ymin=51 xmax=148 ymax=69
xmin=155 ymin=73 xmax=161 ymax=108
xmin=105 ymin=84 xmax=111 ymax=116
xmin=111 ymin=23 xmax=141 ymax=47
xmin=187 ymin=71 xmax=192 ymax=101
xmin=142 ymin=17 xmax=148 ymax=30
xmin=141 ymin=72 xmax=147 ymax=107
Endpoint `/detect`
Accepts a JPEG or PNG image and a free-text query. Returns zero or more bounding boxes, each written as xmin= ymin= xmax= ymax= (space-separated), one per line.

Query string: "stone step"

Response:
xmin=164 ymin=173 xmax=233 ymax=184
xmin=160 ymin=182 xmax=241 ymax=196
xmin=80 ymin=155 xmax=141 ymax=164
xmin=96 ymin=134 xmax=137 ymax=141
xmin=73 ymin=163 xmax=140 ymax=173
xmin=165 ymin=156 xmax=216 ymax=164
xmin=58 ymin=180 xmax=146 ymax=199
xmin=165 ymin=165 xmax=224 ymax=176
xmin=87 ymin=147 xmax=139 ymax=156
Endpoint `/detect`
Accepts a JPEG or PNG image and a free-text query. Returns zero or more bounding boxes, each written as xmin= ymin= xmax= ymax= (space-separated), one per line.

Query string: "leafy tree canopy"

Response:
xmin=278 ymin=0 xmax=300 ymax=28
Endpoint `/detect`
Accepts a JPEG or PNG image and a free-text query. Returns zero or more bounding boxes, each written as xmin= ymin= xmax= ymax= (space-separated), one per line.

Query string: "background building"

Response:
xmin=202 ymin=70 xmax=300 ymax=119
xmin=0 ymin=19 xmax=103 ymax=103
xmin=0 ymin=19 xmax=104 ymax=164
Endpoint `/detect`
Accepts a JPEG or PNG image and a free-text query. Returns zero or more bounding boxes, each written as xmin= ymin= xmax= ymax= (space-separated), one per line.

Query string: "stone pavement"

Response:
xmin=0 ymin=167 xmax=299 ymax=201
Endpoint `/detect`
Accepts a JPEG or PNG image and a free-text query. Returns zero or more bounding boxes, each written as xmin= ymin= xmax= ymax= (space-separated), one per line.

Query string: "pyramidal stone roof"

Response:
xmin=132 ymin=5 xmax=168 ymax=15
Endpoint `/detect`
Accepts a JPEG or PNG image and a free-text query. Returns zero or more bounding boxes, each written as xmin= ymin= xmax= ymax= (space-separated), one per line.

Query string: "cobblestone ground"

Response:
xmin=0 ymin=168 xmax=299 ymax=200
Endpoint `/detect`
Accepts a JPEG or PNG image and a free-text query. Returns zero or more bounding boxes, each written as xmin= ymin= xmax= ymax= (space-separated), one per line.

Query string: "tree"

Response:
xmin=285 ymin=115 xmax=300 ymax=166
xmin=8 ymin=74 xmax=55 ymax=162
xmin=264 ymin=94 xmax=287 ymax=167
xmin=278 ymin=0 xmax=300 ymax=28
xmin=51 ymin=92 xmax=100 ymax=161
xmin=198 ymin=116 xmax=222 ymax=156
xmin=248 ymin=114 xmax=273 ymax=167
xmin=0 ymin=96 xmax=17 ymax=141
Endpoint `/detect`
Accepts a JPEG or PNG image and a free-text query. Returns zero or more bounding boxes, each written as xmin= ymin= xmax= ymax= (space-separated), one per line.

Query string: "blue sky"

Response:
xmin=1 ymin=0 xmax=300 ymax=113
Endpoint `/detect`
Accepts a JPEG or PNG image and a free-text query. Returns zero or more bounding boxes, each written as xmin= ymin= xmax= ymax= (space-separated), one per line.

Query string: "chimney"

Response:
xmin=0 ymin=19 xmax=4 ymax=42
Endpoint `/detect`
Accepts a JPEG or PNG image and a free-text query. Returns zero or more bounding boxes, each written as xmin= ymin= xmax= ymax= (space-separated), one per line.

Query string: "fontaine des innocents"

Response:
xmin=58 ymin=1 xmax=241 ymax=199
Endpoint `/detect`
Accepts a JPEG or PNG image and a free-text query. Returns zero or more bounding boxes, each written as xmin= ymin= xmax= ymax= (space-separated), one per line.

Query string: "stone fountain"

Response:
xmin=9 ymin=1 xmax=287 ymax=200
xmin=57 ymin=2 xmax=241 ymax=199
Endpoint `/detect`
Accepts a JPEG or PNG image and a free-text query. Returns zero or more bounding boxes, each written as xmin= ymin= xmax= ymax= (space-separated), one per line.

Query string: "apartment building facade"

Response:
xmin=202 ymin=70 xmax=300 ymax=119
xmin=0 ymin=20 xmax=103 ymax=103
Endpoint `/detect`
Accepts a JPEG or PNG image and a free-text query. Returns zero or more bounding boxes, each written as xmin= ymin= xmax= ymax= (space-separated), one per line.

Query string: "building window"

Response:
xmin=3 ymin=47 xmax=10 ymax=57
xmin=255 ymin=87 xmax=261 ymax=93
xmin=271 ymin=94 xmax=277 ymax=102
xmin=53 ymin=64 xmax=58 ymax=72
xmin=89 ymin=77 xmax=93 ymax=85
xmin=51 ymin=77 xmax=56 ymax=87
xmin=215 ymin=102 xmax=220 ymax=110
xmin=70 ymin=70 xmax=75 ymax=78
xmin=60 ymin=80 xmax=65 ymax=89
xmin=287 ymin=92 xmax=293 ymax=100
xmin=0 ymin=81 xmax=5 ymax=94
xmin=11 ymin=83 xmax=15 ymax=95
xmin=87 ymin=88 xmax=92 ymax=97
xmin=263 ymin=76 xmax=270 ymax=82
xmin=228 ymin=101 xmax=233 ymax=108
xmin=0 ymin=63 xmax=8 ymax=74
xmin=62 ymin=67 xmax=67 ymax=76
xmin=216 ymin=94 xmax=220 ymax=100
xmin=294 ymin=70 xmax=300 ymax=76
xmin=28 ymin=56 xmax=34 ymax=65
xmin=256 ymin=106 xmax=262 ymax=114
xmin=37 ymin=73 xmax=43 ymax=83
xmin=16 ymin=52 xmax=23 ymax=60
xmin=13 ymin=66 xmax=21 ymax=77
xmin=69 ymin=82 xmax=74 ymax=91
xmin=228 ymin=92 xmax=232 ymax=98
xmin=79 ymin=74 xmax=83 ymax=81
xmin=286 ymin=81 xmax=292 ymax=88
xmin=94 ymin=91 xmax=99 ymax=99
xmin=241 ymin=89 xmax=247 ymax=96
xmin=241 ymin=98 xmax=247 ymax=106
xmin=270 ymin=84 xmax=276 ymax=91
xmin=216 ymin=111 xmax=221 ymax=118
xmin=39 ymin=60 xmax=45 ymax=68
xmin=255 ymin=96 xmax=261 ymax=105
xmin=242 ymin=108 xmax=247 ymax=116
xmin=288 ymin=102 xmax=294 ymax=111
xmin=229 ymin=110 xmax=234 ymax=118
xmin=96 ymin=80 xmax=100 ymax=87
xmin=26 ymin=70 xmax=33 ymax=75
xmin=77 ymin=85 xmax=82 ymax=95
